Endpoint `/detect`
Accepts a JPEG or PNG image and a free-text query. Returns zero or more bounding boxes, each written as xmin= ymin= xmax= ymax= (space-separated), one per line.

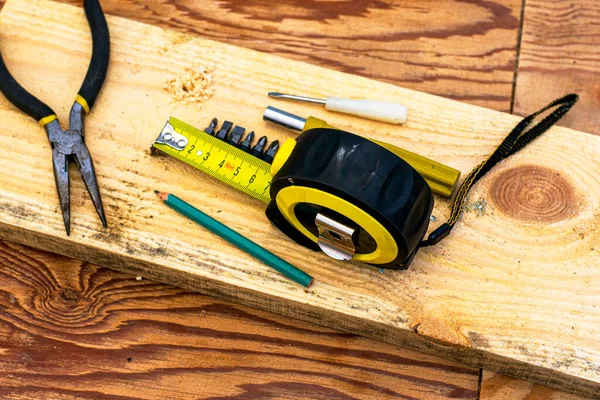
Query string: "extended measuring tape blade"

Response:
xmin=152 ymin=117 xmax=272 ymax=203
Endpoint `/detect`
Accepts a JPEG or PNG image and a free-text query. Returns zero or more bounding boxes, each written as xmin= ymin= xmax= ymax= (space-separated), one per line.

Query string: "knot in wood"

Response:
xmin=489 ymin=165 xmax=579 ymax=223
xmin=60 ymin=289 xmax=79 ymax=303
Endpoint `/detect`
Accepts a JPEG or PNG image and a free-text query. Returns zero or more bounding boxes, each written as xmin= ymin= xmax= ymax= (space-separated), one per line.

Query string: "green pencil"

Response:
xmin=155 ymin=191 xmax=314 ymax=287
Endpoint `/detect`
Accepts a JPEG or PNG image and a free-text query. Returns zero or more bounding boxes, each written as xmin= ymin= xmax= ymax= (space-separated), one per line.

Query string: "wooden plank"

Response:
xmin=480 ymin=371 xmax=592 ymax=400
xmin=0 ymin=241 xmax=479 ymax=400
xmin=513 ymin=0 xmax=600 ymax=135
xmin=0 ymin=0 xmax=599 ymax=396
xmin=0 ymin=0 xmax=522 ymax=112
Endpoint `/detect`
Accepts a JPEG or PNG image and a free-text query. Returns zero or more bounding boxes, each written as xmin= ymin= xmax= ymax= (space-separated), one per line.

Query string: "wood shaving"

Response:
xmin=164 ymin=66 xmax=215 ymax=104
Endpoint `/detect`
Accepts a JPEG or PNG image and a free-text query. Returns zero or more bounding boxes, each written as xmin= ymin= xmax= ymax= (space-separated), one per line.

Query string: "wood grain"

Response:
xmin=0 ymin=0 xmax=599 ymax=397
xmin=0 ymin=240 xmax=479 ymax=400
xmin=513 ymin=0 xmax=600 ymax=134
xmin=480 ymin=371 xmax=592 ymax=400
xmin=2 ymin=0 xmax=521 ymax=112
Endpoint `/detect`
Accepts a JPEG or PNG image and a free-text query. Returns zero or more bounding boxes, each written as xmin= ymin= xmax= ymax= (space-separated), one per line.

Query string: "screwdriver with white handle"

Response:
xmin=268 ymin=92 xmax=408 ymax=124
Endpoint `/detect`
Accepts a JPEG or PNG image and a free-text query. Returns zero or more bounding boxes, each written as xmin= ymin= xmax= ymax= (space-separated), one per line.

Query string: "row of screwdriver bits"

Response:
xmin=203 ymin=118 xmax=280 ymax=164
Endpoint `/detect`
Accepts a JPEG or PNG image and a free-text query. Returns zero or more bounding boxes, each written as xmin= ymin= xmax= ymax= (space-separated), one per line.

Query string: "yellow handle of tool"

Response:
xmin=304 ymin=117 xmax=460 ymax=198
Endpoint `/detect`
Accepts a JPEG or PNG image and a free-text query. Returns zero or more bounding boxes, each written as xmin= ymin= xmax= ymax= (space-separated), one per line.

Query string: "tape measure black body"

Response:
xmin=267 ymin=127 xmax=434 ymax=269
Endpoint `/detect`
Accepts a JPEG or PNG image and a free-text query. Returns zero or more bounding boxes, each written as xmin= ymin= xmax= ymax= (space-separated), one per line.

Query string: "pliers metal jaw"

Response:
xmin=0 ymin=0 xmax=110 ymax=235
xmin=46 ymin=102 xmax=106 ymax=235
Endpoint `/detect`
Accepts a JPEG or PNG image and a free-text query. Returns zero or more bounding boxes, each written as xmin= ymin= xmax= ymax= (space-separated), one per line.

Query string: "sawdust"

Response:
xmin=164 ymin=65 xmax=215 ymax=104
xmin=463 ymin=198 xmax=493 ymax=217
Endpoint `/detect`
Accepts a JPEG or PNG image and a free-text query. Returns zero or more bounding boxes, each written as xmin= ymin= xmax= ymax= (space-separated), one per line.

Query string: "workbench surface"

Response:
xmin=0 ymin=0 xmax=597 ymax=399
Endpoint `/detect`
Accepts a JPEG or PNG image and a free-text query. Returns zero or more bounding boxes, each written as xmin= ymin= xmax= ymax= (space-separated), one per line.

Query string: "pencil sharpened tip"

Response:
xmin=155 ymin=191 xmax=168 ymax=201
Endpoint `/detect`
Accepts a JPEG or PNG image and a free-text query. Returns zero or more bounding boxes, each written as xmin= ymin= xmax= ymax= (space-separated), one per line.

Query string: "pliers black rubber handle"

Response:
xmin=0 ymin=0 xmax=109 ymax=123
xmin=0 ymin=0 xmax=110 ymax=235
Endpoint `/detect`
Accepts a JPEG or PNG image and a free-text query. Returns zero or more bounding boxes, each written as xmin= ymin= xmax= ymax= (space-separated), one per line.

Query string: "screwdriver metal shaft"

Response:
xmin=269 ymin=93 xmax=326 ymax=105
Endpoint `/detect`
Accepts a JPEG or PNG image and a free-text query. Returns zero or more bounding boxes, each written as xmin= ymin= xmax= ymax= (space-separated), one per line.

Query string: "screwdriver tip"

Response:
xmin=96 ymin=209 xmax=108 ymax=228
xmin=268 ymin=92 xmax=283 ymax=97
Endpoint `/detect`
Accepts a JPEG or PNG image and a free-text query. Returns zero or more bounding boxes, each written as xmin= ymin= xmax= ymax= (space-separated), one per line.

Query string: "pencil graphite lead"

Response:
xmin=154 ymin=190 xmax=168 ymax=201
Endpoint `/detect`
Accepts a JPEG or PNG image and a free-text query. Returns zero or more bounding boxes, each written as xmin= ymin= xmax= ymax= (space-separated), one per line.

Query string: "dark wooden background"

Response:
xmin=0 ymin=0 xmax=597 ymax=398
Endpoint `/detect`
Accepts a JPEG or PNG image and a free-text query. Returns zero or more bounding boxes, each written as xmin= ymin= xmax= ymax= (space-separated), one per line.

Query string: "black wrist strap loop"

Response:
xmin=420 ymin=93 xmax=579 ymax=248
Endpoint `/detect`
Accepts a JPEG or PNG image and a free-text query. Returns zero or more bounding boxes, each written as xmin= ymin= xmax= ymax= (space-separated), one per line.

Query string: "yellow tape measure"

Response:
xmin=152 ymin=117 xmax=272 ymax=203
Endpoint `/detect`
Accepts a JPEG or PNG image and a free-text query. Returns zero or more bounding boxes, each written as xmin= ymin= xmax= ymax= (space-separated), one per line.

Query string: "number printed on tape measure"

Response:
xmin=152 ymin=118 xmax=273 ymax=203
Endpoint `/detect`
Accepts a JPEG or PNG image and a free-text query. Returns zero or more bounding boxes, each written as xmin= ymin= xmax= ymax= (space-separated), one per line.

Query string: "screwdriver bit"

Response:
xmin=262 ymin=140 xmax=280 ymax=164
xmin=227 ymin=126 xmax=245 ymax=146
xmin=204 ymin=118 xmax=218 ymax=135
xmin=216 ymin=121 xmax=233 ymax=141
xmin=238 ymin=131 xmax=255 ymax=152
xmin=250 ymin=136 xmax=267 ymax=158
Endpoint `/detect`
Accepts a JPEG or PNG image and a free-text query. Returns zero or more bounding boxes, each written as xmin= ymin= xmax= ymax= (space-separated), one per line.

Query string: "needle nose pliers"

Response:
xmin=0 ymin=0 xmax=109 ymax=235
